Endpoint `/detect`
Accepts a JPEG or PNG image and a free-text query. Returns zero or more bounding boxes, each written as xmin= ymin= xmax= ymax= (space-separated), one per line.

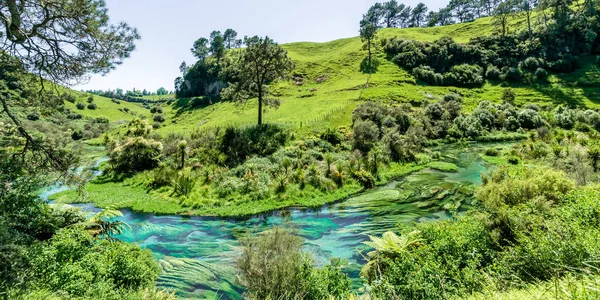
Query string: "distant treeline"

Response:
xmin=86 ymin=87 xmax=173 ymax=102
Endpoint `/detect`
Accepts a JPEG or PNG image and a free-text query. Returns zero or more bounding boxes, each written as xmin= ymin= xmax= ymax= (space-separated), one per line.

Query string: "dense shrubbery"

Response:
xmin=382 ymin=3 xmax=600 ymax=87
xmin=238 ymin=228 xmax=351 ymax=299
xmin=363 ymin=167 xmax=600 ymax=299
xmin=221 ymin=124 xmax=291 ymax=166
xmin=109 ymin=138 xmax=163 ymax=174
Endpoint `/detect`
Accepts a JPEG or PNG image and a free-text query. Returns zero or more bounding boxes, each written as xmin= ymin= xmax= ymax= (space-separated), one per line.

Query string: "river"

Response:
xmin=41 ymin=143 xmax=493 ymax=299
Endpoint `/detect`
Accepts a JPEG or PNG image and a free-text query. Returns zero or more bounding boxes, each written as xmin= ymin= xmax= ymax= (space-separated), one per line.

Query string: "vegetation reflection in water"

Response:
xmin=59 ymin=143 xmax=492 ymax=299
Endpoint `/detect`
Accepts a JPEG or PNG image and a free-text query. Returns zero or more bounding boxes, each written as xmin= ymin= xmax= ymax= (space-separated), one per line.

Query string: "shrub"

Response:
xmin=95 ymin=117 xmax=109 ymax=124
xmin=86 ymin=96 xmax=94 ymax=103
xmin=445 ymin=64 xmax=484 ymax=87
xmin=76 ymin=103 xmax=85 ymax=110
xmin=221 ymin=124 xmax=290 ymax=166
xmin=352 ymin=169 xmax=376 ymax=189
xmin=238 ymin=228 xmax=351 ymax=299
xmin=507 ymin=156 xmax=520 ymax=164
xmin=109 ymin=138 xmax=163 ymax=174
xmin=535 ymin=68 xmax=549 ymax=81
xmin=485 ymin=65 xmax=501 ymax=80
xmin=320 ymin=127 xmax=342 ymax=146
xmin=413 ymin=66 xmax=443 ymax=85
xmin=71 ymin=130 xmax=83 ymax=141
xmin=153 ymin=114 xmax=165 ymax=123
xmin=63 ymin=93 xmax=77 ymax=103
xmin=172 ymin=171 xmax=195 ymax=197
xmin=517 ymin=108 xmax=543 ymax=129
xmin=502 ymin=67 xmax=522 ymax=82
xmin=501 ymin=88 xmax=516 ymax=104
xmin=150 ymin=106 xmax=163 ymax=114
xmin=353 ymin=119 xmax=379 ymax=153
xmin=87 ymin=103 xmax=97 ymax=110
xmin=485 ymin=148 xmax=499 ymax=156
xmin=152 ymin=122 xmax=161 ymax=129
xmin=522 ymin=57 xmax=544 ymax=71
xmin=67 ymin=113 xmax=82 ymax=120
xmin=27 ymin=113 xmax=40 ymax=121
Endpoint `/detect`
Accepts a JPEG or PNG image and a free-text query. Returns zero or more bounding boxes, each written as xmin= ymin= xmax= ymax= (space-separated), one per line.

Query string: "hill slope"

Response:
xmin=153 ymin=15 xmax=599 ymax=136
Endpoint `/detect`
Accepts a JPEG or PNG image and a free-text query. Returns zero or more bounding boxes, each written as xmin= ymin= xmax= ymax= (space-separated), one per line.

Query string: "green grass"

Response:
xmin=141 ymin=95 xmax=176 ymax=101
xmin=426 ymin=161 xmax=459 ymax=172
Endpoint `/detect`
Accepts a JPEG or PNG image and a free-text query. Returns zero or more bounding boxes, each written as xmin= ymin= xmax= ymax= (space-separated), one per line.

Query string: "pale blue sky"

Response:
xmin=76 ymin=0 xmax=446 ymax=93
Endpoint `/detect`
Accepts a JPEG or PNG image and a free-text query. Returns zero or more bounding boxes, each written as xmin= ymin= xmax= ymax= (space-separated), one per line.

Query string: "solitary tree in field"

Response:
xmin=221 ymin=36 xmax=294 ymax=126
xmin=360 ymin=15 xmax=378 ymax=71
xmin=0 ymin=0 xmax=140 ymax=169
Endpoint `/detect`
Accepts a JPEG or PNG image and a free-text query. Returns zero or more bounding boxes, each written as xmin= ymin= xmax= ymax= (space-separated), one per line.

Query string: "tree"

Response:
xmin=191 ymin=37 xmax=210 ymax=61
xmin=493 ymin=0 xmax=515 ymax=38
xmin=366 ymin=2 xmax=386 ymax=27
xmin=360 ymin=15 xmax=378 ymax=71
xmin=398 ymin=5 xmax=412 ymax=27
xmin=0 ymin=0 xmax=140 ymax=85
xmin=520 ymin=0 xmax=536 ymax=41
xmin=156 ymin=87 xmax=167 ymax=95
xmin=179 ymin=61 xmax=188 ymax=75
xmin=221 ymin=36 xmax=293 ymax=126
xmin=383 ymin=0 xmax=402 ymax=27
xmin=223 ymin=28 xmax=238 ymax=49
xmin=209 ymin=30 xmax=225 ymax=67
xmin=411 ymin=3 xmax=428 ymax=27
xmin=0 ymin=0 xmax=139 ymax=170
xmin=450 ymin=0 xmax=475 ymax=22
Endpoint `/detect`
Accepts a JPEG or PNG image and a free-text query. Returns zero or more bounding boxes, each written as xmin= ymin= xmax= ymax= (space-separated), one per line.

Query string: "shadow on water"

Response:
xmin=43 ymin=142 xmax=507 ymax=299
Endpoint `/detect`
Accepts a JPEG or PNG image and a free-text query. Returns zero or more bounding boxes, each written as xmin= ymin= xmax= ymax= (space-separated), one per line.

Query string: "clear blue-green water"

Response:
xmin=43 ymin=143 xmax=493 ymax=299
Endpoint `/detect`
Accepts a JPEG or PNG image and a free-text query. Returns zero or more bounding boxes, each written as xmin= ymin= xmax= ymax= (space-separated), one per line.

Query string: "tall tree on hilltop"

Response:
xmin=366 ymin=2 xmax=386 ymax=27
xmin=221 ymin=36 xmax=293 ymax=126
xmin=411 ymin=3 xmax=428 ymax=27
xmin=360 ymin=14 xmax=378 ymax=71
xmin=210 ymin=30 xmax=225 ymax=67
xmin=191 ymin=37 xmax=210 ymax=61
xmin=383 ymin=0 xmax=401 ymax=27
xmin=398 ymin=5 xmax=412 ymax=27
xmin=493 ymin=0 xmax=516 ymax=38
xmin=223 ymin=29 xmax=239 ymax=49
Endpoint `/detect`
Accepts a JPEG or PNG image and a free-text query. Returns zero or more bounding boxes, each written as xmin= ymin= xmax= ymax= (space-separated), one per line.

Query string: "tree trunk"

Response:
xmin=180 ymin=150 xmax=185 ymax=169
xmin=527 ymin=12 xmax=532 ymax=42
xmin=368 ymin=40 xmax=372 ymax=70
xmin=258 ymin=85 xmax=263 ymax=126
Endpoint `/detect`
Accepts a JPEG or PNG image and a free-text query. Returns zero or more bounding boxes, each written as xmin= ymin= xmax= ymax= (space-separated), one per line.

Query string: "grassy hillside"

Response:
xmin=153 ymin=14 xmax=600 ymax=137
xmin=63 ymin=91 xmax=149 ymax=123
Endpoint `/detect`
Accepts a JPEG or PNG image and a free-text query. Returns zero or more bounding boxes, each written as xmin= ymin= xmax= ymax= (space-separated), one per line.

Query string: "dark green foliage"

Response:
xmin=501 ymin=67 xmax=522 ymax=82
xmin=86 ymin=103 xmax=97 ymax=110
xmin=153 ymin=114 xmax=166 ymax=123
xmin=320 ymin=127 xmax=343 ymax=146
xmin=352 ymin=169 xmax=376 ymax=188
xmin=535 ymin=67 xmax=549 ymax=80
xmin=220 ymin=124 xmax=290 ymax=166
xmin=27 ymin=113 xmax=40 ymax=121
xmin=86 ymin=96 xmax=94 ymax=103
xmin=71 ymin=130 xmax=83 ymax=141
xmin=353 ymin=119 xmax=380 ymax=153
xmin=76 ymin=103 xmax=85 ymax=110
xmin=109 ymin=138 xmax=163 ymax=174
xmin=95 ymin=117 xmax=109 ymax=124
xmin=485 ymin=65 xmax=501 ymax=80
xmin=30 ymin=228 xmax=160 ymax=297
xmin=150 ymin=106 xmax=163 ymax=114
xmin=238 ymin=228 xmax=351 ymax=300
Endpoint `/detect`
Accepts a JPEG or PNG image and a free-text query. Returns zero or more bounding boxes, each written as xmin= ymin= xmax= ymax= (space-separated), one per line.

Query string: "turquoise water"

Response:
xmin=43 ymin=143 xmax=493 ymax=299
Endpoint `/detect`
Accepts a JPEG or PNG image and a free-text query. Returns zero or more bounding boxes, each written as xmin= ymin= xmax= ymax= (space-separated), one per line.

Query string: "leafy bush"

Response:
xmin=220 ymin=124 xmax=290 ymax=166
xmin=485 ymin=65 xmax=501 ymax=80
xmin=153 ymin=114 xmax=165 ymax=123
xmin=27 ymin=113 xmax=40 ymax=121
xmin=444 ymin=64 xmax=484 ymax=87
xmin=352 ymin=169 xmax=376 ymax=189
xmin=535 ymin=67 xmax=549 ymax=80
xmin=413 ymin=66 xmax=443 ymax=85
xmin=522 ymin=57 xmax=544 ymax=71
xmin=517 ymin=108 xmax=543 ymax=129
xmin=353 ymin=119 xmax=379 ymax=153
xmin=76 ymin=103 xmax=85 ymax=110
xmin=238 ymin=228 xmax=351 ymax=299
xmin=109 ymin=138 xmax=163 ymax=174
xmin=86 ymin=96 xmax=94 ymax=103
xmin=320 ymin=127 xmax=342 ymax=146
xmin=501 ymin=67 xmax=522 ymax=82
xmin=29 ymin=228 xmax=160 ymax=297
xmin=71 ymin=130 xmax=83 ymax=141
xmin=150 ymin=106 xmax=163 ymax=114
xmin=87 ymin=103 xmax=97 ymax=110
xmin=95 ymin=117 xmax=109 ymax=124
